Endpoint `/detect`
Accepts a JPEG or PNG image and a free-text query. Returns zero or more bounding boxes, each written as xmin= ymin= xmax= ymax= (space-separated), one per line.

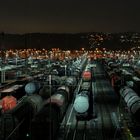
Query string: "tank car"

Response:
xmin=39 ymin=85 xmax=55 ymax=99
xmin=73 ymin=81 xmax=91 ymax=120
xmin=74 ymin=91 xmax=89 ymax=114
xmin=31 ymin=76 xmax=77 ymax=140
xmin=82 ymin=71 xmax=91 ymax=82
xmin=80 ymin=82 xmax=91 ymax=92
xmin=0 ymin=94 xmax=44 ymax=140
xmin=30 ymin=56 xmax=88 ymax=139
xmin=39 ymin=75 xmax=60 ymax=96
xmin=31 ymin=90 xmax=69 ymax=140
xmin=45 ymin=75 xmax=60 ymax=88
xmin=25 ymin=81 xmax=41 ymax=95
xmin=121 ymin=69 xmax=133 ymax=81
xmin=65 ymin=76 xmax=77 ymax=96
xmin=132 ymin=76 xmax=140 ymax=95
xmin=120 ymin=86 xmax=140 ymax=121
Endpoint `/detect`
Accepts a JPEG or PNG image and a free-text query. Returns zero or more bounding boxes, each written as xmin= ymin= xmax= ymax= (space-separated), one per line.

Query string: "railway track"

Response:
xmin=94 ymin=64 xmax=118 ymax=140
xmin=96 ymin=78 xmax=113 ymax=139
xmin=57 ymin=78 xmax=84 ymax=140
xmin=72 ymin=120 xmax=87 ymax=140
xmin=64 ymin=120 xmax=87 ymax=140
xmin=58 ymin=61 xmax=120 ymax=140
xmin=61 ymin=76 xmax=87 ymax=140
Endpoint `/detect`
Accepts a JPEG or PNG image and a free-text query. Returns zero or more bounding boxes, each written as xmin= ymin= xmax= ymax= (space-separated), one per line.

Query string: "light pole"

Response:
xmin=64 ymin=65 xmax=67 ymax=76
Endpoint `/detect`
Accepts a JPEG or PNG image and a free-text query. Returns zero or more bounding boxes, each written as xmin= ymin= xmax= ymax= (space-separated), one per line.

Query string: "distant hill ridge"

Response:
xmin=0 ymin=32 xmax=140 ymax=50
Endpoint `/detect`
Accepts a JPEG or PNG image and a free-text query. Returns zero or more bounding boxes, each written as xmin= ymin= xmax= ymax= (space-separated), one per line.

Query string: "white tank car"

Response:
xmin=25 ymin=82 xmax=38 ymax=95
xmin=74 ymin=93 xmax=89 ymax=113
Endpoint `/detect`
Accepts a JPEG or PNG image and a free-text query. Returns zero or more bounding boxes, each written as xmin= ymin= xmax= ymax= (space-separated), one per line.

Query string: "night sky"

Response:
xmin=0 ymin=0 xmax=140 ymax=33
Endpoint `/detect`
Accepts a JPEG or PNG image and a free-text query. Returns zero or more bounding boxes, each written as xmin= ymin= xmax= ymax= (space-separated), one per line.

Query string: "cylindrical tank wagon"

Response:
xmin=31 ymin=76 xmax=78 ymax=140
xmin=73 ymin=81 xmax=92 ymax=120
xmin=82 ymin=64 xmax=92 ymax=82
xmin=0 ymin=54 xmax=89 ymax=140
xmin=31 ymin=91 xmax=69 ymax=139
xmin=120 ymin=87 xmax=140 ymax=121
xmin=74 ymin=91 xmax=89 ymax=114
xmin=82 ymin=71 xmax=91 ymax=82
xmin=80 ymin=82 xmax=91 ymax=92
xmin=0 ymin=94 xmax=44 ymax=140
xmin=25 ymin=81 xmax=41 ymax=95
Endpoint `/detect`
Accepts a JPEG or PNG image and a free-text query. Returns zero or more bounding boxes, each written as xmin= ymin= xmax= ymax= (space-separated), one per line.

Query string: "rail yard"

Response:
xmin=0 ymin=49 xmax=140 ymax=140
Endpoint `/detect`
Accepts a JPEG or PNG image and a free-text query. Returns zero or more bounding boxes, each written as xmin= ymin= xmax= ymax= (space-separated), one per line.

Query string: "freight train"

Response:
xmin=73 ymin=64 xmax=93 ymax=120
xmin=74 ymin=82 xmax=91 ymax=117
xmin=120 ymin=86 xmax=140 ymax=122
xmin=103 ymin=58 xmax=140 ymax=123
xmin=30 ymin=56 xmax=88 ymax=140
xmin=0 ymin=93 xmax=44 ymax=140
xmin=31 ymin=76 xmax=77 ymax=140
xmin=0 ymin=53 xmax=88 ymax=140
